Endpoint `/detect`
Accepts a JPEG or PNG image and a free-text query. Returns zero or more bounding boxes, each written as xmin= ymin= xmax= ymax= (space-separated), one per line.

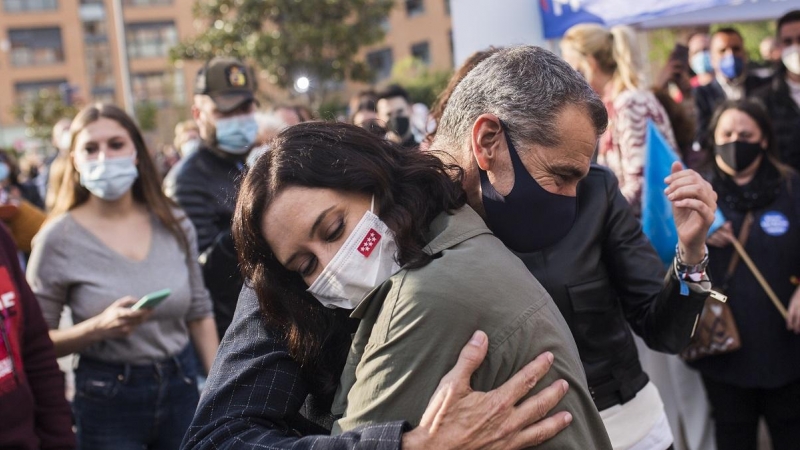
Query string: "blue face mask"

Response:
xmin=0 ymin=163 xmax=10 ymax=182
xmin=78 ymin=155 xmax=139 ymax=201
xmin=719 ymin=53 xmax=744 ymax=80
xmin=690 ymin=51 xmax=713 ymax=75
xmin=479 ymin=124 xmax=578 ymax=253
xmin=215 ymin=113 xmax=258 ymax=155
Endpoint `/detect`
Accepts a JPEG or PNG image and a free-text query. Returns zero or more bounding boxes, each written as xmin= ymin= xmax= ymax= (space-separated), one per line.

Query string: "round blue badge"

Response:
xmin=760 ymin=211 xmax=790 ymax=237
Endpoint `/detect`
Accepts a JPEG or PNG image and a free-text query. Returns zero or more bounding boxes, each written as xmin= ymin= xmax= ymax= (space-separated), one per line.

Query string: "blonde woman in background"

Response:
xmin=561 ymin=24 xmax=678 ymax=217
xmin=562 ymin=25 xmax=715 ymax=450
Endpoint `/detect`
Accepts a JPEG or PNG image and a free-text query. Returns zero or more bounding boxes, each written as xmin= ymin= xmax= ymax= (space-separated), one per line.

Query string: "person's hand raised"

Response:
xmin=664 ymin=162 xmax=718 ymax=264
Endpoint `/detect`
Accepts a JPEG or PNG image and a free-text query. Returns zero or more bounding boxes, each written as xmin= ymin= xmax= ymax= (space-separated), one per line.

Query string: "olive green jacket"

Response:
xmin=331 ymin=206 xmax=611 ymax=449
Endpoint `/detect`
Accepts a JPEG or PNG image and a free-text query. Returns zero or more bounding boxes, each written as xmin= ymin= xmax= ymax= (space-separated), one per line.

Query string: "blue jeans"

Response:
xmin=73 ymin=346 xmax=199 ymax=450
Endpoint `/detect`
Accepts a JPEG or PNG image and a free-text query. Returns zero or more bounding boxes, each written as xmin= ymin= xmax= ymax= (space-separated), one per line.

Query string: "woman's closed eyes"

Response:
xmin=297 ymin=216 xmax=345 ymax=278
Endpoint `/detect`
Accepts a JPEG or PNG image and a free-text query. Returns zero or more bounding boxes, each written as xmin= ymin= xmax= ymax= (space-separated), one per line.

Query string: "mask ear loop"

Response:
xmin=370 ymin=195 xmax=375 ymax=213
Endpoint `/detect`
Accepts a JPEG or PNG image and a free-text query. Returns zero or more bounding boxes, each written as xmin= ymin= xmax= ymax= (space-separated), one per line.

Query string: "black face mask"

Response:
xmin=479 ymin=127 xmax=578 ymax=253
xmin=387 ymin=116 xmax=410 ymax=137
xmin=714 ymin=141 xmax=763 ymax=172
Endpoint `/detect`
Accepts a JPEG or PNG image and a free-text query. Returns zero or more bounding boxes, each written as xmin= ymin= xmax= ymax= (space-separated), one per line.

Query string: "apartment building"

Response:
xmin=0 ymin=0 xmax=201 ymax=147
xmin=360 ymin=0 xmax=453 ymax=85
xmin=0 ymin=0 xmax=452 ymax=148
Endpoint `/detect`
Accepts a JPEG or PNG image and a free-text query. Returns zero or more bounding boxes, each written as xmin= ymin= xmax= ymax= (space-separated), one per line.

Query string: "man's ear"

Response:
xmin=470 ymin=114 xmax=505 ymax=171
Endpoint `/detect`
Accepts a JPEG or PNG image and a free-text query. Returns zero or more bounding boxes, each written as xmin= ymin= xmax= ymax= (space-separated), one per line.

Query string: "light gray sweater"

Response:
xmin=27 ymin=211 xmax=213 ymax=364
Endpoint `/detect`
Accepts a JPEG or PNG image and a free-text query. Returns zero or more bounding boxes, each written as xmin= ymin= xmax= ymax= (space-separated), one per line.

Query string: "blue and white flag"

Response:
xmin=641 ymin=120 xmax=725 ymax=266
xmin=641 ymin=120 xmax=682 ymax=266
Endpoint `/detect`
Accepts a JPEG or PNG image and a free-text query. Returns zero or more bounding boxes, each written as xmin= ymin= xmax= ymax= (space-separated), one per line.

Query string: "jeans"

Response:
xmin=702 ymin=375 xmax=800 ymax=450
xmin=73 ymin=345 xmax=199 ymax=450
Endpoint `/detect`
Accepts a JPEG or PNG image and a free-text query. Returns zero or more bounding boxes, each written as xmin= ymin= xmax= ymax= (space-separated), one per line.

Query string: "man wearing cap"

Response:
xmin=164 ymin=57 xmax=259 ymax=339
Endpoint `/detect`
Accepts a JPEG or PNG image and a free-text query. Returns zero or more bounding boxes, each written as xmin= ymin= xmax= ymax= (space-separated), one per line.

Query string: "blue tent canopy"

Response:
xmin=539 ymin=0 xmax=800 ymax=39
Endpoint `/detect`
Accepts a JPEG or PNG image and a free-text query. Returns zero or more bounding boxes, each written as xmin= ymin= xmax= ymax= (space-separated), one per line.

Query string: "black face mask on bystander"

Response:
xmin=479 ymin=125 xmax=578 ymax=253
xmin=714 ymin=141 xmax=763 ymax=172
xmin=387 ymin=116 xmax=410 ymax=137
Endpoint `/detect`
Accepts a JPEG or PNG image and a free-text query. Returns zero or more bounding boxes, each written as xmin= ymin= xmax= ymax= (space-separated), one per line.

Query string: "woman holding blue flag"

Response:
xmin=699 ymin=99 xmax=800 ymax=450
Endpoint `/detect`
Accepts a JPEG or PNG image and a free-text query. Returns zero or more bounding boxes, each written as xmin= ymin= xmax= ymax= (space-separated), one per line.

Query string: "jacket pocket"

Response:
xmin=568 ymin=278 xmax=615 ymax=313
xmin=567 ymin=278 xmax=627 ymax=364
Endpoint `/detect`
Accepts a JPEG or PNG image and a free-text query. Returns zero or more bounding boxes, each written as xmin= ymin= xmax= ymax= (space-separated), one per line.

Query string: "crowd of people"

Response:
xmin=1 ymin=10 xmax=800 ymax=450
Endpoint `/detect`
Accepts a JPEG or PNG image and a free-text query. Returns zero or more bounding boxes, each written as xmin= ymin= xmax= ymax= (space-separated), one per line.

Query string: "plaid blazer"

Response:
xmin=182 ymin=286 xmax=406 ymax=449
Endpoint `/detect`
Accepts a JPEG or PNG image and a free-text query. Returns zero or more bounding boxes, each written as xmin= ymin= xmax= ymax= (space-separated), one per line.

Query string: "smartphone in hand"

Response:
xmin=131 ymin=289 xmax=172 ymax=311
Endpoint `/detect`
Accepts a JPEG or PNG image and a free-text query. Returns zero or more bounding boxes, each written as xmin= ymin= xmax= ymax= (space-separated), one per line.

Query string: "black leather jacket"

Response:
xmin=515 ymin=165 xmax=708 ymax=411
xmin=163 ymin=144 xmax=245 ymax=339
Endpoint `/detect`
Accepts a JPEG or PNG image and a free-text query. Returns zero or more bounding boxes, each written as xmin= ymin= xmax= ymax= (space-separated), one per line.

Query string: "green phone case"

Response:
xmin=131 ymin=288 xmax=172 ymax=311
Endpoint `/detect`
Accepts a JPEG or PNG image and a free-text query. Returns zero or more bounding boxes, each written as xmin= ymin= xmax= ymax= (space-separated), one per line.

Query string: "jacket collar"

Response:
xmin=421 ymin=205 xmax=492 ymax=256
xmin=350 ymin=205 xmax=491 ymax=318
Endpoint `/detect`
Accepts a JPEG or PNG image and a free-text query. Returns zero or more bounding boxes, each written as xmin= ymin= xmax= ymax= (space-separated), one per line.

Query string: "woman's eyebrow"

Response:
xmin=280 ymin=206 xmax=337 ymax=268
xmin=309 ymin=206 xmax=336 ymax=239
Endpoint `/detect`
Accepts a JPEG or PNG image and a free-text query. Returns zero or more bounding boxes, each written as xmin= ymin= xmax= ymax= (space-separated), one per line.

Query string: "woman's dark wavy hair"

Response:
xmin=233 ymin=121 xmax=466 ymax=396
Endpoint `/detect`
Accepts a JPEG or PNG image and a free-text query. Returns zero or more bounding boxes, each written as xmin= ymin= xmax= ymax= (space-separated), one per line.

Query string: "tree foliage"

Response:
xmin=390 ymin=57 xmax=452 ymax=107
xmin=135 ymin=101 xmax=159 ymax=132
xmin=172 ymin=0 xmax=394 ymax=98
xmin=12 ymin=90 xmax=77 ymax=141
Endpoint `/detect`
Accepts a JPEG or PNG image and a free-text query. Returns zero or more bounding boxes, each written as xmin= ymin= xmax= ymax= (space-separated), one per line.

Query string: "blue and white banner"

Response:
xmin=538 ymin=0 xmax=779 ymax=39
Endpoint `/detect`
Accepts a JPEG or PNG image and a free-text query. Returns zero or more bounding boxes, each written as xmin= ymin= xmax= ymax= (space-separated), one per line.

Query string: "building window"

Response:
xmin=132 ymin=71 xmax=185 ymax=106
xmin=366 ymin=48 xmax=393 ymax=81
xmin=126 ymin=21 xmax=177 ymax=59
xmin=123 ymin=0 xmax=172 ymax=6
xmin=15 ymin=79 xmax=66 ymax=105
xmin=4 ymin=0 xmax=56 ymax=11
xmin=83 ymin=20 xmax=108 ymax=42
xmin=8 ymin=27 xmax=64 ymax=66
xmin=411 ymin=41 xmax=430 ymax=65
xmin=406 ymin=0 xmax=424 ymax=17
xmin=92 ymin=87 xmax=116 ymax=104
xmin=444 ymin=0 xmax=450 ymax=15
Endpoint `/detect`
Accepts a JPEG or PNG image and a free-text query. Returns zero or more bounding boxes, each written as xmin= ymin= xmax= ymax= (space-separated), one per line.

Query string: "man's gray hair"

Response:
xmin=433 ymin=45 xmax=607 ymax=153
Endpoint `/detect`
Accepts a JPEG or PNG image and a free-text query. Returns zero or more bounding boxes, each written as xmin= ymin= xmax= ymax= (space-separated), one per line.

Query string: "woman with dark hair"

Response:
xmin=697 ymin=99 xmax=800 ymax=450
xmin=26 ymin=103 xmax=219 ymax=449
xmin=233 ymin=121 xmax=611 ymax=448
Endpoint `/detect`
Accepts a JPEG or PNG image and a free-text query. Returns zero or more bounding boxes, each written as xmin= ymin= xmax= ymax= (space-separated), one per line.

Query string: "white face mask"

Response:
xmin=78 ymin=154 xmax=138 ymax=201
xmin=306 ymin=197 xmax=401 ymax=310
xmin=783 ymin=45 xmax=800 ymax=76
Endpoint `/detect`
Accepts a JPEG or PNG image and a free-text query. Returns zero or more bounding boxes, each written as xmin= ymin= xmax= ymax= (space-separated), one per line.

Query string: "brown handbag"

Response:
xmin=679 ymin=213 xmax=754 ymax=362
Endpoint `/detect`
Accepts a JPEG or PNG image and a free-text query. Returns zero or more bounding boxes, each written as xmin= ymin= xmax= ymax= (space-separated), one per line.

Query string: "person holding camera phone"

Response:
xmin=26 ymin=104 xmax=218 ymax=450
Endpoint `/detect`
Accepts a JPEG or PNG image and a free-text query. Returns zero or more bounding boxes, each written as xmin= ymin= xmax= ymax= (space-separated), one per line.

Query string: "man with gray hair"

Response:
xmin=431 ymin=45 xmax=717 ymax=450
